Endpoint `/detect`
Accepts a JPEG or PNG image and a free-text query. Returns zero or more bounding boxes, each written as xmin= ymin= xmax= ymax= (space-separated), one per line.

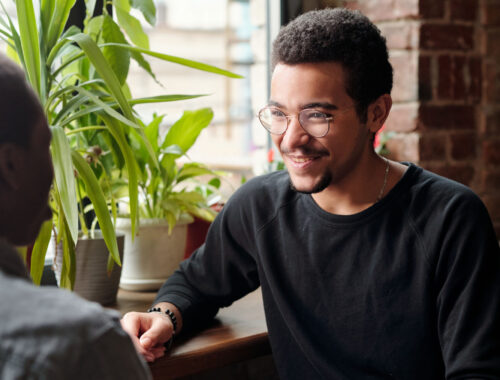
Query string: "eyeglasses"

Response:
xmin=258 ymin=106 xmax=333 ymax=138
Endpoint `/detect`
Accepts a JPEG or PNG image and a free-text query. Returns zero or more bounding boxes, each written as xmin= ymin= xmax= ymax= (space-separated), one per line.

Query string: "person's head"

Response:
xmin=262 ymin=8 xmax=393 ymax=195
xmin=0 ymin=53 xmax=53 ymax=245
xmin=271 ymin=8 xmax=393 ymax=123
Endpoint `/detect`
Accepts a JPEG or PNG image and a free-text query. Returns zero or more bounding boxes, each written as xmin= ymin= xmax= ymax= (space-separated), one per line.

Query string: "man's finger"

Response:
xmin=139 ymin=313 xmax=173 ymax=349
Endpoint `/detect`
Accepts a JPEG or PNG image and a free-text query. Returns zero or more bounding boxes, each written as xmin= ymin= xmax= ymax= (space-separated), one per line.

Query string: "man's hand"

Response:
xmin=121 ymin=302 xmax=183 ymax=362
xmin=121 ymin=311 xmax=172 ymax=362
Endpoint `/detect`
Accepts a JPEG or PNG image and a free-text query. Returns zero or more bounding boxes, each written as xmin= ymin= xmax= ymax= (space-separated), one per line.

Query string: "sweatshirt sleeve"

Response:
xmin=433 ymin=191 xmax=500 ymax=379
xmin=154 ymin=181 xmax=261 ymax=332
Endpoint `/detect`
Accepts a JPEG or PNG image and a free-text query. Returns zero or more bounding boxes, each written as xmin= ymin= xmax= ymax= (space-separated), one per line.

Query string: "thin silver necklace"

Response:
xmin=377 ymin=157 xmax=390 ymax=202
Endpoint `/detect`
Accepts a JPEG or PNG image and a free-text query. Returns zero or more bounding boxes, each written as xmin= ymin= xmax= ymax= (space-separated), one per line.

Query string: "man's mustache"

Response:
xmin=280 ymin=145 xmax=329 ymax=157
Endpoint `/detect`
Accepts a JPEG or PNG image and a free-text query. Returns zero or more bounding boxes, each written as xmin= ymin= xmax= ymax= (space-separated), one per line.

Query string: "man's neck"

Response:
xmin=311 ymin=158 xmax=407 ymax=216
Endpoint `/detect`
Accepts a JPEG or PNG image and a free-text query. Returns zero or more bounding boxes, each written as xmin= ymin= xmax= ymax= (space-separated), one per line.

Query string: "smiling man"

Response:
xmin=122 ymin=8 xmax=500 ymax=379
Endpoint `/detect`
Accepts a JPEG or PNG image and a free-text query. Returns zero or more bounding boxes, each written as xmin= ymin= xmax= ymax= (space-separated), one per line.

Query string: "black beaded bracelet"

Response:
xmin=147 ymin=307 xmax=178 ymax=333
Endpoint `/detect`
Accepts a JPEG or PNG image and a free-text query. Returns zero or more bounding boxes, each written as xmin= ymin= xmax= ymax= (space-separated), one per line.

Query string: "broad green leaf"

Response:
xmin=72 ymin=151 xmax=121 ymax=266
xmin=84 ymin=0 xmax=97 ymax=24
xmin=131 ymin=0 xmax=156 ymax=26
xmin=46 ymin=25 xmax=81 ymax=67
xmin=176 ymin=163 xmax=216 ymax=183
xmin=50 ymin=126 xmax=79 ymax=245
xmin=99 ymin=114 xmax=139 ymax=239
xmin=31 ymin=220 xmax=53 ymax=285
xmin=102 ymin=15 xmax=130 ymax=85
xmin=15 ymin=0 xmax=41 ymax=96
xmin=102 ymin=43 xmax=243 ymax=78
xmin=69 ymin=33 xmax=135 ymax=121
xmin=144 ymin=113 xmax=164 ymax=153
xmin=162 ymin=145 xmax=184 ymax=156
xmin=115 ymin=6 xmax=149 ymax=49
xmin=85 ymin=14 xmax=104 ymax=42
xmin=162 ymin=108 xmax=214 ymax=153
xmin=45 ymin=0 xmax=77 ymax=54
xmin=114 ymin=0 xmax=130 ymax=12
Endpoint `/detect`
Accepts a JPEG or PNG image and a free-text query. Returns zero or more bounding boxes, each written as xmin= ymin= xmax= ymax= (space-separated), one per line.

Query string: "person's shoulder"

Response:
xmin=219 ymin=170 xmax=296 ymax=228
xmin=405 ymin=163 xmax=489 ymax=219
xmin=0 ymin=274 xmax=120 ymax=338
xmin=0 ymin=275 xmax=138 ymax=379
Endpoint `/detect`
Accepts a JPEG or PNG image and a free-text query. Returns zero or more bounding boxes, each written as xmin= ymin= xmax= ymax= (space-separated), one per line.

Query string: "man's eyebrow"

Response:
xmin=267 ymin=100 xmax=283 ymax=108
xmin=301 ymin=102 xmax=339 ymax=110
xmin=266 ymin=101 xmax=340 ymax=110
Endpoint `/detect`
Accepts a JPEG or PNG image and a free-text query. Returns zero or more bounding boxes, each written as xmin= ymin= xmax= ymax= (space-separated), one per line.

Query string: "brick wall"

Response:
xmin=339 ymin=0 xmax=500 ymax=238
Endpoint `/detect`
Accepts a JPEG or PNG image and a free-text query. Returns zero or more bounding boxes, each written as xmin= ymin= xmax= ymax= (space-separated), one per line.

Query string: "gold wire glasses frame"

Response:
xmin=257 ymin=107 xmax=333 ymax=138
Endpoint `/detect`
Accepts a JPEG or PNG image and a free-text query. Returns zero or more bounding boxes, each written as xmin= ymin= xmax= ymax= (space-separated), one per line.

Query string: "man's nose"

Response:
xmin=282 ymin=116 xmax=311 ymax=148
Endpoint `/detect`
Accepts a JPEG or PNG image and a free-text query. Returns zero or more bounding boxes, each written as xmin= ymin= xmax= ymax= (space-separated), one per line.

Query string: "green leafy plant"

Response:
xmin=119 ymin=110 xmax=222 ymax=234
xmin=0 ymin=0 xmax=240 ymax=288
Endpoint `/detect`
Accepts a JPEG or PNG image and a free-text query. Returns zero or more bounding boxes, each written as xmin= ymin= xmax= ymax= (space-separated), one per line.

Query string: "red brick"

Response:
xmin=379 ymin=22 xmax=419 ymax=50
xmin=352 ymin=0 xmax=419 ymax=22
xmin=438 ymin=55 xmax=452 ymax=99
xmin=481 ymin=169 xmax=500 ymax=191
xmin=481 ymin=1 xmax=500 ymax=25
xmin=450 ymin=0 xmax=478 ymax=21
xmin=485 ymin=108 xmax=500 ymax=134
xmin=485 ymin=63 xmax=500 ymax=102
xmin=391 ymin=52 xmax=418 ymax=102
xmin=419 ymin=55 xmax=433 ymax=101
xmin=420 ymin=24 xmax=474 ymax=50
xmin=423 ymin=163 xmax=475 ymax=186
xmin=450 ymin=132 xmax=477 ymax=160
xmin=419 ymin=134 xmax=447 ymax=161
xmin=437 ymin=55 xmax=470 ymax=101
xmin=385 ymin=103 xmax=419 ymax=132
xmin=385 ymin=132 xmax=419 ymax=162
xmin=483 ymin=139 xmax=500 ymax=165
xmin=419 ymin=105 xmax=475 ymax=130
xmin=419 ymin=0 xmax=445 ymax=18
xmin=467 ymin=56 xmax=482 ymax=101
xmin=484 ymin=29 xmax=500 ymax=58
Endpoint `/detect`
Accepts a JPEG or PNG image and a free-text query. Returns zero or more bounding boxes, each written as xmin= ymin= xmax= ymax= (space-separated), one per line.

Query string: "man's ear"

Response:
xmin=366 ymin=94 xmax=392 ymax=134
xmin=0 ymin=143 xmax=23 ymax=190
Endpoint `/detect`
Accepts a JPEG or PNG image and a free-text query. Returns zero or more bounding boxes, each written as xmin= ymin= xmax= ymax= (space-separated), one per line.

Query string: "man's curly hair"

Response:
xmin=272 ymin=8 xmax=393 ymax=123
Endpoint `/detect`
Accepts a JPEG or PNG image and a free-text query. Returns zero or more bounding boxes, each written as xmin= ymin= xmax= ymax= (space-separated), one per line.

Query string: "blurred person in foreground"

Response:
xmin=122 ymin=8 xmax=500 ymax=379
xmin=0 ymin=52 xmax=151 ymax=380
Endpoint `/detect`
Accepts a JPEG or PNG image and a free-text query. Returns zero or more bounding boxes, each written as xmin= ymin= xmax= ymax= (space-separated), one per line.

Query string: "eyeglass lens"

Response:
xmin=258 ymin=108 xmax=330 ymax=137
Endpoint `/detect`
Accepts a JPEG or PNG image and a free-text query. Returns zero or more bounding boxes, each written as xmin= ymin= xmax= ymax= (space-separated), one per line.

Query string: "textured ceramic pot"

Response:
xmin=115 ymin=218 xmax=188 ymax=291
xmin=53 ymin=231 xmax=124 ymax=306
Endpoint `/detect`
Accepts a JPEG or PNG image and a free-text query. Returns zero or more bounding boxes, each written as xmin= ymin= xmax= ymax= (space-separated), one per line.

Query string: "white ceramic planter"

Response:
xmin=115 ymin=218 xmax=189 ymax=291
xmin=52 ymin=231 xmax=124 ymax=306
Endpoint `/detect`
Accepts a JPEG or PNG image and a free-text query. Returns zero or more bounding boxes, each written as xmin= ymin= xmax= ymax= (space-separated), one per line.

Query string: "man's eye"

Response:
xmin=305 ymin=111 xmax=327 ymax=119
xmin=270 ymin=109 xmax=285 ymax=117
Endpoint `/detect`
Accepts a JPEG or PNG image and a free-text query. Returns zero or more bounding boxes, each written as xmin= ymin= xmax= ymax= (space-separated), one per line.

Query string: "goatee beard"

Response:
xmin=289 ymin=171 xmax=332 ymax=194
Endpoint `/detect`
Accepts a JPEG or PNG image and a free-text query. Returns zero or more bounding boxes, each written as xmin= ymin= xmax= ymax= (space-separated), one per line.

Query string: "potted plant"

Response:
xmin=115 ymin=110 xmax=223 ymax=291
xmin=0 ymin=0 xmax=239 ymax=303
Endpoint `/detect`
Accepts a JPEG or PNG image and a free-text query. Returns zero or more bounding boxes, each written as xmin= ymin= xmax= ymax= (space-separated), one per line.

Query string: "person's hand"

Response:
xmin=121 ymin=311 xmax=173 ymax=362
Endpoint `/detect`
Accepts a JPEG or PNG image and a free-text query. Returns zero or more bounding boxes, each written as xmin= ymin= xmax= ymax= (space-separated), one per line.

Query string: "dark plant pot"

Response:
xmin=53 ymin=232 xmax=124 ymax=306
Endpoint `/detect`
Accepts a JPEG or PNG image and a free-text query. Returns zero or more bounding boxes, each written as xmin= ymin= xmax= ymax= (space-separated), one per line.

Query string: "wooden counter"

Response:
xmin=116 ymin=288 xmax=272 ymax=379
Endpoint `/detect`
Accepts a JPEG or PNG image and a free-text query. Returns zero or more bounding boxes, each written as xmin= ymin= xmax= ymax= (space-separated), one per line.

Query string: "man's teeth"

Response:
xmin=291 ymin=157 xmax=314 ymax=163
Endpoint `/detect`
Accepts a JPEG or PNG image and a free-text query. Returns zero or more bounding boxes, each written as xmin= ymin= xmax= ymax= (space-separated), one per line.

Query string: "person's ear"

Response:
xmin=366 ymin=94 xmax=392 ymax=134
xmin=0 ymin=143 xmax=24 ymax=190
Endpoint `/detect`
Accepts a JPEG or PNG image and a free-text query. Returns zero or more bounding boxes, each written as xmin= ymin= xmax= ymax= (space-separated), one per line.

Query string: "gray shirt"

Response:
xmin=0 ymin=240 xmax=152 ymax=380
